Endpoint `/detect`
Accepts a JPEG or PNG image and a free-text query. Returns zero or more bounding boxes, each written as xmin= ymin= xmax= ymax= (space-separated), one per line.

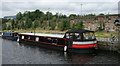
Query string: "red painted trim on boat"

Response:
xmin=21 ymin=38 xmax=65 ymax=47
xmin=95 ymin=43 xmax=97 ymax=47
xmin=72 ymin=44 xmax=95 ymax=48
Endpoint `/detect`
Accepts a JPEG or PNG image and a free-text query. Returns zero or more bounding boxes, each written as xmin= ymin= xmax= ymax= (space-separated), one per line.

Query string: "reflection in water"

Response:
xmin=63 ymin=52 xmax=95 ymax=64
xmin=2 ymin=39 xmax=120 ymax=64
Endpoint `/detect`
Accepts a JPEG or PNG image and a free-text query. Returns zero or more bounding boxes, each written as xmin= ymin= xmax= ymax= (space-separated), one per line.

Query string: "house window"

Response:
xmin=22 ymin=36 xmax=24 ymax=39
xmin=36 ymin=37 xmax=39 ymax=41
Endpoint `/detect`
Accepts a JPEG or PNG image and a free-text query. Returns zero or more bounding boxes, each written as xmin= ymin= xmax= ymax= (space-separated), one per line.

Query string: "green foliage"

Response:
xmin=99 ymin=21 xmax=103 ymax=30
xmin=52 ymin=17 xmax=57 ymax=22
xmin=83 ymin=14 xmax=96 ymax=17
xmin=39 ymin=17 xmax=44 ymax=24
xmin=72 ymin=21 xmax=84 ymax=30
xmin=49 ymin=22 xmax=56 ymax=30
xmin=2 ymin=18 xmax=9 ymax=24
xmin=103 ymin=22 xmax=105 ymax=30
xmin=46 ymin=11 xmax=53 ymax=20
xmin=69 ymin=14 xmax=77 ymax=18
xmin=14 ymin=20 xmax=18 ymax=29
xmin=7 ymin=25 xmax=11 ymax=30
xmin=21 ymin=22 xmax=25 ymax=29
xmin=2 ymin=24 xmax=7 ymax=30
xmin=72 ymin=23 xmax=76 ymax=30
xmin=25 ymin=17 xmax=32 ymax=29
xmin=3 ymin=9 xmax=107 ymax=31
xmin=58 ymin=20 xmax=70 ymax=31
xmin=65 ymin=20 xmax=71 ymax=29
xmin=97 ymin=21 xmax=105 ymax=31
xmin=76 ymin=21 xmax=84 ymax=30
xmin=98 ymin=13 xmax=104 ymax=16
xmin=34 ymin=20 xmax=39 ymax=28
xmin=11 ymin=19 xmax=15 ymax=29
xmin=16 ymin=12 xmax=22 ymax=20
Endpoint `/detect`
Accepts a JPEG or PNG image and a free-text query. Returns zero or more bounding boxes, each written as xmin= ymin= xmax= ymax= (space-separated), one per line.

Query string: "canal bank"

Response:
xmin=98 ymin=41 xmax=120 ymax=53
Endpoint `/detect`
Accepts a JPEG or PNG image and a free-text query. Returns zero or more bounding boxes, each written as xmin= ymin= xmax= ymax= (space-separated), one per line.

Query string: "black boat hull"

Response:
xmin=2 ymin=36 xmax=18 ymax=41
xmin=19 ymin=39 xmax=96 ymax=53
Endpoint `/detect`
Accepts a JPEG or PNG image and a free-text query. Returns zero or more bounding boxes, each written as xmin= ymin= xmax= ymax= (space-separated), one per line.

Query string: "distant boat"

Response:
xmin=18 ymin=29 xmax=98 ymax=53
xmin=2 ymin=32 xmax=19 ymax=41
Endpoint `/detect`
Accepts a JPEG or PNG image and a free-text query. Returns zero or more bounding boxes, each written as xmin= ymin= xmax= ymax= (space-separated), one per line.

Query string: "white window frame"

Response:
xmin=22 ymin=36 xmax=24 ymax=39
xmin=35 ymin=37 xmax=39 ymax=41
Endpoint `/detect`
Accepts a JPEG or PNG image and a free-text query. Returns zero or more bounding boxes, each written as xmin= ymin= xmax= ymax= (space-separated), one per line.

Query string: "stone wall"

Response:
xmin=98 ymin=41 xmax=120 ymax=53
xmin=70 ymin=14 xmax=120 ymax=32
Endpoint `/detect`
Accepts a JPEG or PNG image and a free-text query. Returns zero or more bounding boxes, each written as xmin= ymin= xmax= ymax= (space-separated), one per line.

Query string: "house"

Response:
xmin=4 ymin=16 xmax=16 ymax=19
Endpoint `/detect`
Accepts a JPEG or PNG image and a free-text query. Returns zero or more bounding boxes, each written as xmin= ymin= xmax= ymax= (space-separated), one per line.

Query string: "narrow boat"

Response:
xmin=2 ymin=32 xmax=19 ymax=41
xmin=18 ymin=29 xmax=98 ymax=53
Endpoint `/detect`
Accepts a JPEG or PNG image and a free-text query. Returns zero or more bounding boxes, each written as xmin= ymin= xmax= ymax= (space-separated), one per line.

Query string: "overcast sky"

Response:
xmin=0 ymin=0 xmax=120 ymax=18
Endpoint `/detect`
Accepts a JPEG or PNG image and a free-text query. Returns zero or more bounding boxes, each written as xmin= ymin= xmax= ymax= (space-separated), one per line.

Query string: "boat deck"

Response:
xmin=20 ymin=33 xmax=64 ymax=38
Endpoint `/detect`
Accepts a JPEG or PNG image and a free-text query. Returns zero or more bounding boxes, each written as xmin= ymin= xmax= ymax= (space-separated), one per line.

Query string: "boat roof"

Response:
xmin=20 ymin=33 xmax=64 ymax=38
xmin=66 ymin=29 xmax=94 ymax=33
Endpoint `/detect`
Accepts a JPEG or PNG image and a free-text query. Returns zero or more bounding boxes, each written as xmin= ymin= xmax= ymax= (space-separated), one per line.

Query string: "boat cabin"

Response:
xmin=64 ymin=29 xmax=96 ymax=41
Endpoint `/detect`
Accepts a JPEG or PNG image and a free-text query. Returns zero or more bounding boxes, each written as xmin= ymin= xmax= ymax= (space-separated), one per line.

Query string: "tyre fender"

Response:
xmin=64 ymin=46 xmax=67 ymax=52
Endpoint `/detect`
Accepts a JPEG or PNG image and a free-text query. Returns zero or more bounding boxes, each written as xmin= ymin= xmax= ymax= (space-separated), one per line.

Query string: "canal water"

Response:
xmin=1 ymin=38 xmax=120 ymax=64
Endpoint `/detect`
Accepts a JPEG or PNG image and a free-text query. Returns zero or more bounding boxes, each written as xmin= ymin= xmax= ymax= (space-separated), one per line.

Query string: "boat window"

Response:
xmin=39 ymin=37 xmax=46 ymax=42
xmin=69 ymin=33 xmax=81 ymax=40
xmin=30 ymin=36 xmax=35 ymax=40
xmin=70 ymin=33 xmax=73 ymax=38
xmin=74 ymin=33 xmax=81 ymax=40
xmin=47 ymin=38 xmax=52 ymax=43
xmin=83 ymin=32 xmax=95 ymax=40
xmin=28 ymin=36 xmax=30 ymax=39
xmin=24 ymin=35 xmax=28 ymax=39
xmin=35 ymin=37 xmax=39 ymax=41
xmin=22 ymin=36 xmax=24 ymax=39
xmin=65 ymin=33 xmax=69 ymax=38
xmin=52 ymin=39 xmax=57 ymax=44
xmin=57 ymin=39 xmax=66 ymax=45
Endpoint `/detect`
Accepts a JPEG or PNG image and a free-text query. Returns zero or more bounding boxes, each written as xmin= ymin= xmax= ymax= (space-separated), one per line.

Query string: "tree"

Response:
xmin=11 ymin=19 xmax=15 ymax=29
xmin=16 ymin=12 xmax=22 ymax=20
xmin=34 ymin=20 xmax=39 ymax=28
xmin=75 ymin=21 xmax=84 ymax=30
xmin=52 ymin=17 xmax=57 ymax=22
xmin=2 ymin=24 xmax=7 ymax=30
xmin=69 ymin=14 xmax=77 ymax=18
xmin=98 ymin=13 xmax=104 ymax=16
xmin=14 ymin=20 xmax=18 ymax=29
xmin=72 ymin=23 xmax=76 ymax=30
xmin=83 ymin=14 xmax=96 ymax=17
xmin=34 ymin=9 xmax=44 ymax=19
xmin=49 ymin=22 xmax=56 ymax=30
xmin=65 ymin=20 xmax=70 ymax=29
xmin=58 ymin=20 xmax=70 ymax=31
xmin=97 ymin=21 xmax=105 ymax=31
xmin=21 ymin=22 xmax=25 ymax=29
xmin=25 ymin=17 xmax=32 ymax=29
xmin=46 ymin=11 xmax=53 ymax=20
xmin=7 ymin=25 xmax=11 ymax=30
xmin=103 ymin=22 xmax=105 ymax=30
xmin=2 ymin=18 xmax=9 ymax=24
